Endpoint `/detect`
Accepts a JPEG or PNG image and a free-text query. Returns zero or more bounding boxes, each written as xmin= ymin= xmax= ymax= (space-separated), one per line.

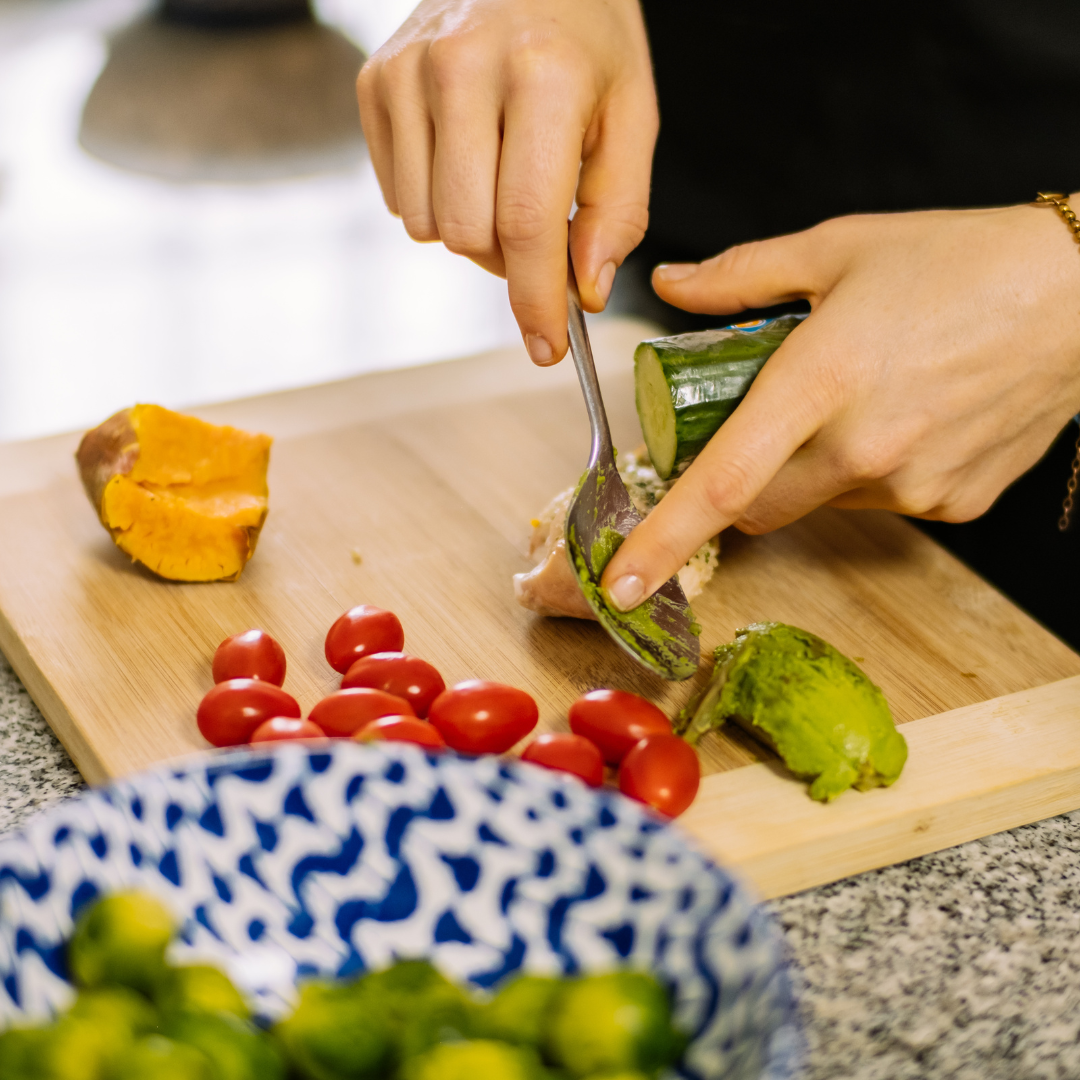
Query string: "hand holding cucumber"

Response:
xmin=356 ymin=0 xmax=657 ymax=365
xmin=602 ymin=203 xmax=1080 ymax=611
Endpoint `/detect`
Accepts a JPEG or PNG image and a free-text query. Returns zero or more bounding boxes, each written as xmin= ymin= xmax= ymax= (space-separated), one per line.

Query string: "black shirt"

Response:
xmin=640 ymin=0 xmax=1080 ymax=259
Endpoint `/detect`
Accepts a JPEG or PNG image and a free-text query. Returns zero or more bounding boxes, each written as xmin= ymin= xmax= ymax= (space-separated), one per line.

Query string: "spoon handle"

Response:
xmin=566 ymin=264 xmax=613 ymax=468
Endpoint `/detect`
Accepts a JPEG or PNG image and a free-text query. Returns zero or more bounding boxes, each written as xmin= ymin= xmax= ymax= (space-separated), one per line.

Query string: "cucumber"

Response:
xmin=634 ymin=314 xmax=806 ymax=479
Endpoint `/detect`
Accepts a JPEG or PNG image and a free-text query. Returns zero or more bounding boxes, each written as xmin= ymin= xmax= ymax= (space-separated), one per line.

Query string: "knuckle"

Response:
xmin=832 ymin=435 xmax=904 ymax=485
xmin=496 ymin=198 xmax=560 ymax=249
xmin=734 ymin=510 xmax=771 ymax=536
xmin=606 ymin=202 xmax=650 ymax=245
xmin=401 ymin=213 xmax=439 ymax=243
xmin=439 ymin=217 xmax=495 ymax=257
xmin=507 ymin=294 xmax=552 ymax=329
xmin=890 ymin=479 xmax=946 ymax=518
xmin=699 ymin=458 xmax=757 ymax=522
xmin=505 ymin=39 xmax=584 ymax=94
xmin=931 ymin=492 xmax=995 ymax=524
xmin=709 ymin=240 xmax=769 ymax=279
xmin=426 ymin=34 xmax=482 ymax=91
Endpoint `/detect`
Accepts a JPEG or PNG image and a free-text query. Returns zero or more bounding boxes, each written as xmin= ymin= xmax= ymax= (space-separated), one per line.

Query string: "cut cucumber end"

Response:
xmin=634 ymin=344 xmax=677 ymax=480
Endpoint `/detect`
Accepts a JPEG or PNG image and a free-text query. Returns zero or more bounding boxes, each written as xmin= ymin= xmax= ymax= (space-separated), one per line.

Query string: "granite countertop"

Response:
xmin=1 ymin=651 xmax=1078 ymax=1079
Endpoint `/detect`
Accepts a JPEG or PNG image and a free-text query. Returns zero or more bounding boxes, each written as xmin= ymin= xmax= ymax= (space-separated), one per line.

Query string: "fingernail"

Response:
xmin=654 ymin=262 xmax=697 ymax=283
xmin=526 ymin=333 xmax=553 ymax=365
xmin=606 ymin=574 xmax=646 ymax=612
xmin=596 ymin=261 xmax=617 ymax=306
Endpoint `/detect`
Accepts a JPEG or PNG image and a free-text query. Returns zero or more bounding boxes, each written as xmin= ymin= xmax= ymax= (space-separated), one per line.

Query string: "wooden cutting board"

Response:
xmin=2 ymin=316 xmax=1079 ymax=899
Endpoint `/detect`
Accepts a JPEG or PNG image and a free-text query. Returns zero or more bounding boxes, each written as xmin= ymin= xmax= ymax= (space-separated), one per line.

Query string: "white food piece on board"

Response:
xmin=513 ymin=448 xmax=720 ymax=620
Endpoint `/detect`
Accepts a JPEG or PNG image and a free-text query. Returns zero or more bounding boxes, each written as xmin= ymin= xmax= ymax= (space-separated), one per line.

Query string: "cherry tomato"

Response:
xmin=355 ymin=715 xmax=446 ymax=751
xmin=325 ymin=605 xmax=405 ymax=674
xmin=307 ymin=688 xmax=414 ymax=738
xmin=568 ymin=689 xmax=672 ymax=765
xmin=341 ymin=653 xmax=445 ymax=717
xmin=520 ymin=733 xmax=604 ymax=787
xmin=211 ymin=629 xmax=286 ymax=686
xmin=617 ymin=734 xmax=700 ymax=818
xmin=249 ymin=717 xmax=326 ymax=743
xmin=428 ymin=680 xmax=539 ymax=754
xmin=197 ymin=679 xmax=301 ymax=747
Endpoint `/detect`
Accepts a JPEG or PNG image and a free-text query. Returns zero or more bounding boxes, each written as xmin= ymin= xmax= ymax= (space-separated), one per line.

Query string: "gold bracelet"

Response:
xmin=1035 ymin=191 xmax=1080 ymax=244
xmin=1035 ymin=192 xmax=1080 ymax=530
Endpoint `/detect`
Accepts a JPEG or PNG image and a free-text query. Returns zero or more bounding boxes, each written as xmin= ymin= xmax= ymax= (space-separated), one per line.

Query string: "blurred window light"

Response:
xmin=0 ymin=0 xmax=522 ymax=443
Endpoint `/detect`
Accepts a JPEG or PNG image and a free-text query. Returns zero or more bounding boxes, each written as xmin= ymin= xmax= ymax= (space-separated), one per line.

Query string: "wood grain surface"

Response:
xmin=1 ymin=316 xmax=1079 ymax=897
xmin=681 ymin=675 xmax=1080 ymax=898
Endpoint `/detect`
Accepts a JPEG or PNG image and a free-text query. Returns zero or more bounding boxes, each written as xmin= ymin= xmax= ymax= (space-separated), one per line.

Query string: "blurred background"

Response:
xmin=0 ymin=0 xmax=528 ymax=442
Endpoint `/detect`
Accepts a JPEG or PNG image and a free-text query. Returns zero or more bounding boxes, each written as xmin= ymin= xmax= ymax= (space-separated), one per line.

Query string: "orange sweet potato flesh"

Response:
xmin=76 ymin=404 xmax=272 ymax=582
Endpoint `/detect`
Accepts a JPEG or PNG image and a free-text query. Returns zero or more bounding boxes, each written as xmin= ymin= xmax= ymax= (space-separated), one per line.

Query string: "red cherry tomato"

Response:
xmin=211 ymin=629 xmax=286 ymax=686
xmin=341 ymin=653 xmax=445 ymax=718
xmin=249 ymin=717 xmax=326 ymax=743
xmin=428 ymin=680 xmax=539 ymax=754
xmin=568 ymin=689 xmax=672 ymax=765
xmin=325 ymin=605 xmax=405 ymax=674
xmin=355 ymin=715 xmax=446 ymax=751
xmin=197 ymin=680 xmax=301 ymax=748
xmin=520 ymin=733 xmax=604 ymax=787
xmin=307 ymin=688 xmax=415 ymax=738
xmin=617 ymin=733 xmax=700 ymax=818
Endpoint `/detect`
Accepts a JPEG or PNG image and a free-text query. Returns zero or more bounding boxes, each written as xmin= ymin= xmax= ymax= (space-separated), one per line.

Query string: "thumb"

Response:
xmin=652 ymin=228 xmax=832 ymax=316
xmin=569 ymin=86 xmax=658 ymax=312
xmin=599 ymin=329 xmax=825 ymax=610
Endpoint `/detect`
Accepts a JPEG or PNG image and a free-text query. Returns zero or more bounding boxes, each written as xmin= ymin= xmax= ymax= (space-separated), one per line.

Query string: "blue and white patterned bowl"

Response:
xmin=0 ymin=742 xmax=800 ymax=1078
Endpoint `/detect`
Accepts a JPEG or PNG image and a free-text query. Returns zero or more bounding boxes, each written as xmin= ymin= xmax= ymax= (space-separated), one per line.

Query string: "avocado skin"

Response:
xmin=681 ymin=622 xmax=908 ymax=802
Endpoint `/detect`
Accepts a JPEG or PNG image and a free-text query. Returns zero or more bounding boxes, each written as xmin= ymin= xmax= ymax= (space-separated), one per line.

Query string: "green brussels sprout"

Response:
xmin=0 ymin=1026 xmax=51 ymax=1080
xmin=472 ymin=976 xmax=561 ymax=1048
xmin=69 ymin=985 xmax=160 ymax=1036
xmin=274 ymin=981 xmax=396 ymax=1080
xmin=109 ymin=1034 xmax=213 ymax=1080
xmin=362 ymin=960 xmax=448 ymax=997
xmin=155 ymin=964 xmax=249 ymax=1019
xmin=68 ymin=891 xmax=175 ymax=993
xmin=162 ymin=1011 xmax=285 ymax=1080
xmin=2 ymin=1014 xmax=133 ymax=1080
xmin=402 ymin=1039 xmax=547 ymax=1080
xmin=544 ymin=973 xmax=682 ymax=1078
xmin=363 ymin=959 xmax=473 ymax=1058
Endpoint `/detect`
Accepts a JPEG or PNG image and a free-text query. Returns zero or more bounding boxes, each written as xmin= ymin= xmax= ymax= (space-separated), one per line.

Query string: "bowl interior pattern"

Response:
xmin=0 ymin=742 xmax=799 ymax=1079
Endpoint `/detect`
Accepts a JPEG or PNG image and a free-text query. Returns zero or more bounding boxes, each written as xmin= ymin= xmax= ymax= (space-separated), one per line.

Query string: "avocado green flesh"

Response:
xmin=678 ymin=622 xmax=908 ymax=802
xmin=569 ymin=523 xmax=697 ymax=680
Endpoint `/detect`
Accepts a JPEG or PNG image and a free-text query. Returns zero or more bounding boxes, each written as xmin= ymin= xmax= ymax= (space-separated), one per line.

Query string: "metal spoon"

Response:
xmin=562 ymin=264 xmax=700 ymax=681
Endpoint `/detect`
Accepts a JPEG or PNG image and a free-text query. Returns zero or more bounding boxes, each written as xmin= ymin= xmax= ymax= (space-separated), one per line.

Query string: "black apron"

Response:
xmin=627 ymin=0 xmax=1080 ymax=648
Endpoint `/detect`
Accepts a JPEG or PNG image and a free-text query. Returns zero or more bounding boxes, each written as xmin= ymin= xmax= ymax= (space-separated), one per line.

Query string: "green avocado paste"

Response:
xmin=676 ymin=622 xmax=908 ymax=801
xmin=568 ymin=524 xmax=697 ymax=680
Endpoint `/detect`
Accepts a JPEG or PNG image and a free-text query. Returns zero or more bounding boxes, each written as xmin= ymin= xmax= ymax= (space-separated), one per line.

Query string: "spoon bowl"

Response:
xmin=562 ymin=269 xmax=699 ymax=681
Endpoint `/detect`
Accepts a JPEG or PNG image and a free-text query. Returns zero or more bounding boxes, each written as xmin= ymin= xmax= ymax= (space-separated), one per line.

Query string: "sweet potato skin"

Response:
xmin=75 ymin=404 xmax=271 ymax=583
xmin=76 ymin=408 xmax=140 ymax=514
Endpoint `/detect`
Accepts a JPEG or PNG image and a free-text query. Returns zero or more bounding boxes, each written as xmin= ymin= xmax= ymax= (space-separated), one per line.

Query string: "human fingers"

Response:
xmin=496 ymin=49 xmax=594 ymax=365
xmin=569 ymin=60 xmax=658 ymax=311
xmin=427 ymin=34 xmax=505 ymax=276
xmin=383 ymin=53 xmax=439 ymax=243
xmin=356 ymin=56 xmax=399 ymax=215
xmin=731 ymin=442 xmax=856 ymax=534
xmin=651 ymin=225 xmax=845 ymax=315
xmin=600 ymin=345 xmax=830 ymax=609
xmin=826 ymin=419 xmax=1066 ymax=522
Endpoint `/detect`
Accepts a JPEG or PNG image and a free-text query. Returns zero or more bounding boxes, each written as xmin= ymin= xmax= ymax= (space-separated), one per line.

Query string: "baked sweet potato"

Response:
xmin=76 ymin=404 xmax=272 ymax=582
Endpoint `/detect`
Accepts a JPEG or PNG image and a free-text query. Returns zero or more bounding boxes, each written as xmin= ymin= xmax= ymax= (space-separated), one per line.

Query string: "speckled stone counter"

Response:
xmin=1 ymin=650 xmax=1078 ymax=1079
